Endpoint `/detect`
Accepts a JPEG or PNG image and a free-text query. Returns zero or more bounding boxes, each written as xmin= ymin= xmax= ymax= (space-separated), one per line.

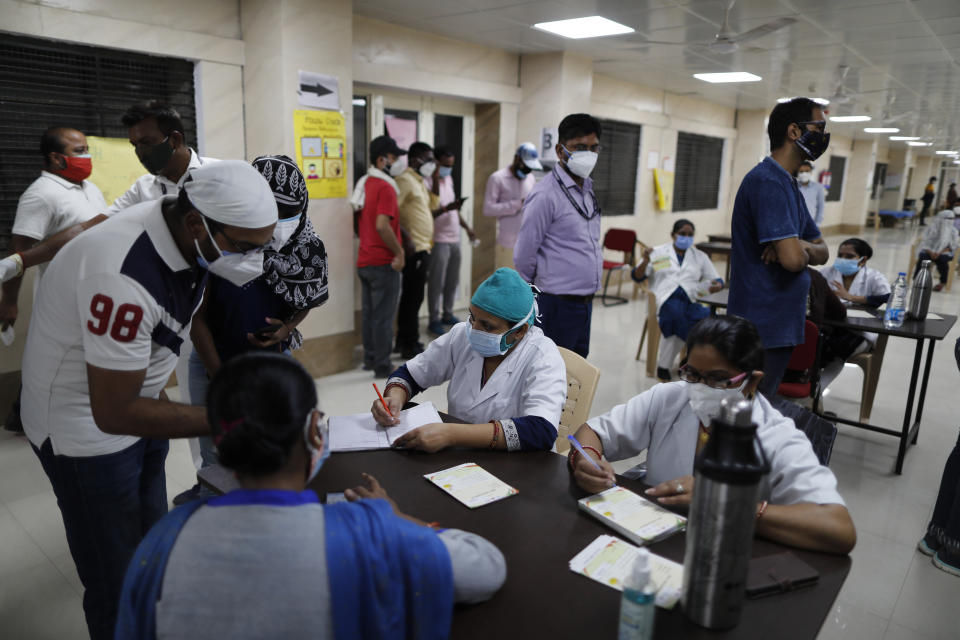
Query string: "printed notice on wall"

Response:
xmin=294 ymin=109 xmax=348 ymax=199
xmin=87 ymin=136 xmax=148 ymax=206
xmin=297 ymin=70 xmax=340 ymax=111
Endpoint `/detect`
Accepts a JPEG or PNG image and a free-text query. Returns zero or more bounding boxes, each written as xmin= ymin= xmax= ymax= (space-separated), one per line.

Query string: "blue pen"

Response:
xmin=567 ymin=435 xmax=616 ymax=487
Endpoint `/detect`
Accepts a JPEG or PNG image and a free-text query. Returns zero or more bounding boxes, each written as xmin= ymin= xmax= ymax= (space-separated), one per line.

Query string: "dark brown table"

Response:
xmin=707 ymin=234 xmax=732 ymax=243
xmin=695 ymin=288 xmax=957 ymax=473
xmin=695 ymin=241 xmax=732 ymax=281
xmin=200 ymin=449 xmax=850 ymax=639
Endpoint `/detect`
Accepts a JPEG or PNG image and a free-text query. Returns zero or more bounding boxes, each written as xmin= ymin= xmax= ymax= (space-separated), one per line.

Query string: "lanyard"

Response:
xmin=554 ymin=171 xmax=600 ymax=220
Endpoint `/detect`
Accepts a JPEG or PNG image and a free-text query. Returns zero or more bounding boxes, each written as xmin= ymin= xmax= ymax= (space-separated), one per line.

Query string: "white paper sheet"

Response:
xmin=424 ymin=462 xmax=518 ymax=509
xmin=846 ymin=309 xmax=879 ymax=319
xmin=569 ymin=535 xmax=684 ymax=609
xmin=328 ymin=402 xmax=442 ymax=452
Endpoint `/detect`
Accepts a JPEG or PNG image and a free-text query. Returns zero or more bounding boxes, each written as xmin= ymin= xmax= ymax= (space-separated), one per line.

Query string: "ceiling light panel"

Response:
xmin=532 ymin=16 xmax=634 ymax=39
xmin=693 ymin=72 xmax=762 ymax=83
xmin=889 ymin=136 xmax=921 ymax=141
xmin=829 ymin=115 xmax=872 ymax=122
xmin=864 ymin=127 xmax=900 ymax=133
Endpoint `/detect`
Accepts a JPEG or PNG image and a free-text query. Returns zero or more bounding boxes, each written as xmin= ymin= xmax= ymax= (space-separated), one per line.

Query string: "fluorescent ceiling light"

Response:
xmin=352 ymin=98 xmax=366 ymax=106
xmin=889 ymin=136 xmax=920 ymax=141
xmin=829 ymin=115 xmax=871 ymax=122
xmin=864 ymin=127 xmax=899 ymax=133
xmin=693 ymin=72 xmax=762 ymax=83
xmin=935 ymin=150 xmax=958 ymax=155
xmin=777 ymin=96 xmax=830 ymax=105
xmin=907 ymin=141 xmax=933 ymax=146
xmin=532 ymin=16 xmax=634 ymax=39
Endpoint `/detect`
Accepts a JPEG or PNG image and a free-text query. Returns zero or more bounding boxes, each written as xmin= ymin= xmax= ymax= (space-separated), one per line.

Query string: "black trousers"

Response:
xmin=396 ymin=250 xmax=430 ymax=350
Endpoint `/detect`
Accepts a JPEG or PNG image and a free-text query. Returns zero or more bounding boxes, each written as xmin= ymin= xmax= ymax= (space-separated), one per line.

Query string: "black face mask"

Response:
xmin=137 ymin=137 xmax=175 ymax=175
xmin=794 ymin=127 xmax=830 ymax=161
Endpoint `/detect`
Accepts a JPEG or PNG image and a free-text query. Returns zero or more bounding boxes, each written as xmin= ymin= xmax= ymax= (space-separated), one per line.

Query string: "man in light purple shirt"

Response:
xmin=483 ymin=142 xmax=541 ymax=269
xmin=425 ymin=147 xmax=473 ymax=336
xmin=514 ymin=114 xmax=602 ymax=358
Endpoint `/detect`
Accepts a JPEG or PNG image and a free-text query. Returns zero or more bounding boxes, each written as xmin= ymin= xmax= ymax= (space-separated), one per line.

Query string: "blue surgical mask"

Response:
xmin=674 ymin=235 xmax=694 ymax=250
xmin=304 ymin=410 xmax=329 ymax=484
xmin=467 ymin=302 xmax=535 ymax=357
xmin=438 ymin=166 xmax=453 ymax=178
xmin=514 ymin=168 xmax=528 ymax=179
xmin=834 ymin=258 xmax=861 ymax=276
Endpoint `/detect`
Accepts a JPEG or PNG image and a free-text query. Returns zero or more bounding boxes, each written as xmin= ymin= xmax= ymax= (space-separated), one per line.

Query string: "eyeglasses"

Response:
xmin=564 ymin=143 xmax=602 ymax=153
xmin=207 ymin=218 xmax=268 ymax=255
xmin=795 ymin=120 xmax=826 ymax=132
xmin=678 ymin=364 xmax=747 ymax=389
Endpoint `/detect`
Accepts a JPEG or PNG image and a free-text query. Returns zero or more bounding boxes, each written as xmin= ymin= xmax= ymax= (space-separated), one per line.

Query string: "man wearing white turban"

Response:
xmin=18 ymin=160 xmax=276 ymax=640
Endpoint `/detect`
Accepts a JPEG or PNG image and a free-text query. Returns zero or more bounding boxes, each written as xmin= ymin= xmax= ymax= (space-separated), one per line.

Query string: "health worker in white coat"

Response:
xmin=631 ymin=218 xmax=722 ymax=381
xmin=570 ymin=315 xmax=856 ymax=554
xmin=373 ymin=268 xmax=566 ymax=453
xmin=818 ymin=238 xmax=891 ymax=389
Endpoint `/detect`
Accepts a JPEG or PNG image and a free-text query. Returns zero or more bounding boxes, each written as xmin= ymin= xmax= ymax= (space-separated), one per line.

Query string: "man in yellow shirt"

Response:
xmin=395 ymin=142 xmax=436 ymax=358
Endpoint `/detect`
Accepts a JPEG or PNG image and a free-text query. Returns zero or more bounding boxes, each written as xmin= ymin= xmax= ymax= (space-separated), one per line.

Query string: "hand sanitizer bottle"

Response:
xmin=618 ymin=548 xmax=655 ymax=640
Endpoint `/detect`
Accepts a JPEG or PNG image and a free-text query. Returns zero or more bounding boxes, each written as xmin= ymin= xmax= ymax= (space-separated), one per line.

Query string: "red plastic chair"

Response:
xmin=777 ymin=320 xmax=821 ymax=399
xmin=600 ymin=228 xmax=637 ymax=306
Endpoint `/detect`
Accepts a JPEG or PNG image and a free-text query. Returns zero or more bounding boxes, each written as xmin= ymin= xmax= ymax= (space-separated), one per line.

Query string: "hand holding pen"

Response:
xmin=568 ymin=435 xmax=617 ymax=493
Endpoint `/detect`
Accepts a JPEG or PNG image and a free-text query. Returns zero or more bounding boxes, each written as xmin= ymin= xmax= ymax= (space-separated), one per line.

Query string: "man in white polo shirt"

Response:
xmin=1 ymin=126 xmax=106 ymax=432
xmin=20 ymin=160 xmax=276 ymax=640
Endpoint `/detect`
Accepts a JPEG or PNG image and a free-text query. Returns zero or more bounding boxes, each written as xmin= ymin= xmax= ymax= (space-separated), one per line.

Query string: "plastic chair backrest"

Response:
xmin=555 ymin=346 xmax=601 ymax=453
xmin=604 ymin=228 xmax=638 ymax=255
xmin=768 ymin=397 xmax=837 ymax=466
xmin=786 ymin=320 xmax=819 ymax=371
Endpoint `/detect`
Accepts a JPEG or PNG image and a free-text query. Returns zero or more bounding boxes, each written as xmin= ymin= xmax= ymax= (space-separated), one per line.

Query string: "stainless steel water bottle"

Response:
xmin=907 ymin=260 xmax=933 ymax=320
xmin=681 ymin=397 xmax=770 ymax=629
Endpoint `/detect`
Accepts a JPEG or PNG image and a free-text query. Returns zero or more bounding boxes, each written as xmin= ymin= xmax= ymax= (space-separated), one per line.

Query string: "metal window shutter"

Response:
xmin=826 ymin=155 xmax=846 ymax=202
xmin=594 ymin=119 xmax=641 ymax=217
xmin=0 ymin=33 xmax=196 ymax=253
xmin=673 ymin=132 xmax=723 ymax=212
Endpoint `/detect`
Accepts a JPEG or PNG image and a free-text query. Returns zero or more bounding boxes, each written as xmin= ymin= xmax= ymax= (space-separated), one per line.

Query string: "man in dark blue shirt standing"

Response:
xmin=729 ymin=97 xmax=830 ymax=397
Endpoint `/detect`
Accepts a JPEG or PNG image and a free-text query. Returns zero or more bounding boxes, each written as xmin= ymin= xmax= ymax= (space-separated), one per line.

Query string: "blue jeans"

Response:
xmin=32 ymin=437 xmax=168 ymax=640
xmin=536 ymin=293 xmax=593 ymax=358
xmin=189 ymin=349 xmax=219 ymax=468
xmin=759 ymin=346 xmax=795 ymax=399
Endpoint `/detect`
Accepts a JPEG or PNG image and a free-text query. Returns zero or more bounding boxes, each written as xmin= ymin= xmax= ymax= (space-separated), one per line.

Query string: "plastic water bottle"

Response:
xmin=682 ymin=398 xmax=770 ymax=629
xmin=618 ymin=548 xmax=656 ymax=640
xmin=884 ymin=272 xmax=908 ymax=329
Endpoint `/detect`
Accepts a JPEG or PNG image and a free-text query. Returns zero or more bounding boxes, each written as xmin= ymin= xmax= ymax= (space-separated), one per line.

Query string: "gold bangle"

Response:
xmin=11 ymin=253 xmax=24 ymax=278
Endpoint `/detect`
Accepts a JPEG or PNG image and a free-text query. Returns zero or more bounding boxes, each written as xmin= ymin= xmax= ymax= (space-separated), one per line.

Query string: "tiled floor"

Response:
xmin=2 ymin=225 xmax=959 ymax=638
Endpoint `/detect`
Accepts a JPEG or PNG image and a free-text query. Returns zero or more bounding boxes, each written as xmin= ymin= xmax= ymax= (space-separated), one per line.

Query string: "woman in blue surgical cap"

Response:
xmin=374 ymin=268 xmax=567 ymax=452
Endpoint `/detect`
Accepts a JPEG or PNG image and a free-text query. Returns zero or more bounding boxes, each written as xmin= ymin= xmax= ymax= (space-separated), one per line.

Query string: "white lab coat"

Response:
xmin=645 ymin=243 xmax=721 ymax=311
xmin=820 ymin=265 xmax=890 ymax=345
xmin=404 ymin=323 xmax=567 ymax=451
xmin=587 ymin=382 xmax=844 ymax=506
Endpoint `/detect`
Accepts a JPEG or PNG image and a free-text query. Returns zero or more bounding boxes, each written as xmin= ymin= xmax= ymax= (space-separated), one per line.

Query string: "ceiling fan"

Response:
xmin=627 ymin=0 xmax=796 ymax=54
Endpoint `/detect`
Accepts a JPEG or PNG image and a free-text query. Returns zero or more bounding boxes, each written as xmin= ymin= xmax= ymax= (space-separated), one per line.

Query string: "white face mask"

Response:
xmin=389 ymin=159 xmax=406 ymax=177
xmin=195 ymin=217 xmax=265 ymax=287
xmin=798 ymin=171 xmax=812 ymax=184
xmin=270 ymin=213 xmax=301 ymax=249
xmin=561 ymin=146 xmax=598 ymax=179
xmin=418 ymin=161 xmax=437 ymax=178
xmin=687 ymin=379 xmax=750 ymax=426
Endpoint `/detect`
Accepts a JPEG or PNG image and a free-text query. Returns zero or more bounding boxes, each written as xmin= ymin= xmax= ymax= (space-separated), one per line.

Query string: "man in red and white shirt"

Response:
xmin=20 ymin=160 xmax=276 ymax=640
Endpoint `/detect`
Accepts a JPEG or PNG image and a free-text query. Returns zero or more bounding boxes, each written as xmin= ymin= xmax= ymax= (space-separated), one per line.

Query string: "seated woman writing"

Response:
xmin=569 ymin=315 xmax=856 ymax=554
xmin=116 ymin=352 xmax=506 ymax=639
xmin=818 ymin=238 xmax=890 ymax=388
xmin=915 ymin=209 xmax=960 ymax=291
xmin=374 ymin=267 xmax=566 ymax=453
xmin=631 ymin=218 xmax=723 ymax=381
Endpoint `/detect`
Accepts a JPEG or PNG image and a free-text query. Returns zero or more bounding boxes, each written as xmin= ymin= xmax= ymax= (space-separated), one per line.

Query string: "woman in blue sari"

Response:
xmin=115 ymin=352 xmax=505 ymax=640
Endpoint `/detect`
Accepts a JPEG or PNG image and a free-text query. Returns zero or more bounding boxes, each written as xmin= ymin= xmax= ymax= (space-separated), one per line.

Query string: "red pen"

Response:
xmin=372 ymin=383 xmax=394 ymax=418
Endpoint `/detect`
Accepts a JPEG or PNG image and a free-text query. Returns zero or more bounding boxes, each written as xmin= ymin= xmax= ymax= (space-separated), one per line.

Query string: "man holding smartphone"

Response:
xmin=425 ymin=147 xmax=474 ymax=336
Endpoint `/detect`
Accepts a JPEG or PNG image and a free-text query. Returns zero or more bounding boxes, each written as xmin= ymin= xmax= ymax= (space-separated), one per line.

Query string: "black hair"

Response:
xmin=799 ymin=161 xmax=813 ymax=169
xmin=767 ymin=97 xmax=819 ymax=150
xmin=930 ymin=177 xmax=937 ymax=182
xmin=839 ymin=237 xmax=873 ymax=260
xmin=40 ymin=126 xmax=71 ymax=158
xmin=435 ymin=146 xmax=455 ymax=160
xmin=121 ymin=101 xmax=184 ymax=137
xmin=207 ymin=352 xmax=317 ymax=477
xmin=672 ymin=218 xmax=695 ymax=234
xmin=686 ymin=315 xmax=765 ymax=373
xmin=408 ymin=141 xmax=433 ymax=160
xmin=558 ymin=113 xmax=602 ymax=144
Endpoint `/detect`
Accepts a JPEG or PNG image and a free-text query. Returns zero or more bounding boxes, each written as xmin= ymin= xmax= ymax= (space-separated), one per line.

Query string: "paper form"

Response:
xmin=328 ymin=402 xmax=442 ymax=452
xmin=579 ymin=486 xmax=686 ymax=544
xmin=846 ymin=309 xmax=879 ymax=319
xmin=569 ymin=535 xmax=683 ymax=609
xmin=424 ymin=463 xmax=518 ymax=509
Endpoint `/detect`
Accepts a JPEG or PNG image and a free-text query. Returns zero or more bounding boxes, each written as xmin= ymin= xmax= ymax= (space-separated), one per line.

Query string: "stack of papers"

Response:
xmin=328 ymin=402 xmax=442 ymax=452
xmin=424 ymin=462 xmax=518 ymax=508
xmin=846 ymin=309 xmax=878 ymax=319
xmin=578 ymin=486 xmax=686 ymax=545
xmin=569 ymin=535 xmax=684 ymax=609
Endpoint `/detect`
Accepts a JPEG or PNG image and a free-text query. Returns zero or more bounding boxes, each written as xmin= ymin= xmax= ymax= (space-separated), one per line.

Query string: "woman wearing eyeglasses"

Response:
xmin=116 ymin=353 xmax=506 ymax=639
xmin=569 ymin=315 xmax=856 ymax=554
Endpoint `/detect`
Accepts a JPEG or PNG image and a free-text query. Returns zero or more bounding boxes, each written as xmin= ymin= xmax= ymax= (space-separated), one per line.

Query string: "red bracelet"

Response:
xmin=489 ymin=420 xmax=500 ymax=449
xmin=426 ymin=521 xmax=441 ymax=529
xmin=568 ymin=445 xmax=603 ymax=470
xmin=384 ymin=382 xmax=408 ymax=404
xmin=756 ymin=500 xmax=769 ymax=520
